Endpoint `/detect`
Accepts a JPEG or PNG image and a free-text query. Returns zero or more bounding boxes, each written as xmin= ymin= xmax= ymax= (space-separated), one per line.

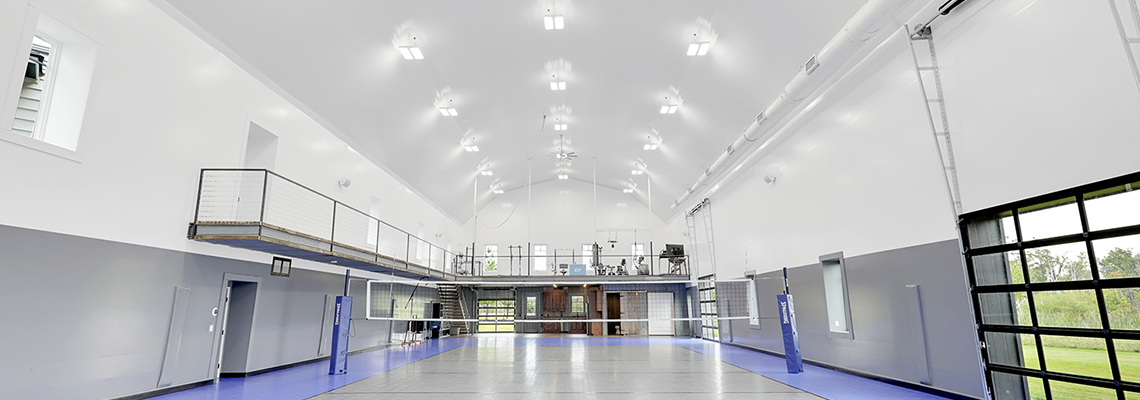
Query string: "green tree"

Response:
xmin=1098 ymin=247 xmax=1139 ymax=279
xmin=1025 ymin=249 xmax=1089 ymax=282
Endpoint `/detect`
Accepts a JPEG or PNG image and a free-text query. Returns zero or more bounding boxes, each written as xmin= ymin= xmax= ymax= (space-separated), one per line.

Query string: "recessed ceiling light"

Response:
xmin=464 ymin=145 xmax=480 ymax=152
xmin=481 ymin=170 xmax=493 ymax=176
xmin=687 ymin=41 xmax=711 ymax=57
xmin=399 ymin=45 xmax=424 ymax=60
xmin=631 ymin=170 xmax=644 ymax=175
xmin=558 ymin=174 xmax=569 ymax=180
xmin=439 ymin=107 xmax=457 ymax=116
xmin=643 ymin=144 xmax=658 ymax=150
xmin=544 ymin=15 xmax=565 ymax=30
xmin=550 ymin=81 xmax=567 ymax=91
xmin=659 ymin=106 xmax=670 ymax=114
xmin=623 ymin=189 xmax=633 ymax=193
xmin=493 ymin=189 xmax=504 ymax=194
xmin=697 ymin=42 xmax=710 ymax=56
xmin=667 ymin=105 xmax=678 ymax=114
xmin=554 ymin=124 xmax=567 ymax=131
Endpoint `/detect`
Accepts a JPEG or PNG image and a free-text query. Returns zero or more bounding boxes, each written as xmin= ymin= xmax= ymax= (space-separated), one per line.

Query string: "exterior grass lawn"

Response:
xmin=1021 ymin=345 xmax=1140 ymax=399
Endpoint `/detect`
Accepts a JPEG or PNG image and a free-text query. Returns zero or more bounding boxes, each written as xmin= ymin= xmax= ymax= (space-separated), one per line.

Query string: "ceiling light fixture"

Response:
xmin=549 ymin=81 xmax=567 ymax=91
xmin=543 ymin=15 xmax=565 ymax=30
xmin=686 ymin=41 xmax=711 ymax=57
xmin=631 ymin=170 xmax=644 ymax=175
xmin=480 ymin=170 xmax=493 ymax=176
xmin=558 ymin=174 xmax=569 ymax=180
xmin=493 ymin=189 xmax=504 ymax=194
xmin=686 ymin=20 xmax=717 ymax=57
xmin=460 ymin=130 xmax=480 ymax=152
xmin=399 ymin=45 xmax=424 ymax=60
xmin=554 ymin=123 xmax=568 ymax=131
xmin=439 ymin=107 xmax=458 ymax=116
xmin=659 ymin=94 xmax=681 ymax=114
xmin=623 ymin=188 xmax=634 ymax=193
xmin=643 ymin=129 xmax=663 ymax=150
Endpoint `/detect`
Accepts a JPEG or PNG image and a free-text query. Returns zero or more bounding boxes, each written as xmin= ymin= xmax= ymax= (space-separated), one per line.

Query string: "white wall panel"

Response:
xmin=935 ymin=0 xmax=1140 ymax=212
xmin=708 ymin=33 xmax=958 ymax=279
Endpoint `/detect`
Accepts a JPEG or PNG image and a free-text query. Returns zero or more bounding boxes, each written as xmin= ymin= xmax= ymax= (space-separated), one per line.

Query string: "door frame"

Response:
xmin=208 ymin=273 xmax=262 ymax=380
xmin=647 ymin=291 xmax=675 ymax=336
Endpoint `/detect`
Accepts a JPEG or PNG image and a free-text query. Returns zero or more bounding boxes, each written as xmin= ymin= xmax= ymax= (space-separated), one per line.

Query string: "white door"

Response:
xmin=647 ymin=292 xmax=675 ymax=336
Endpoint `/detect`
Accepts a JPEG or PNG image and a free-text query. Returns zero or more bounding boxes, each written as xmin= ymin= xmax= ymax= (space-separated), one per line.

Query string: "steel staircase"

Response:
xmin=437 ymin=283 xmax=470 ymax=335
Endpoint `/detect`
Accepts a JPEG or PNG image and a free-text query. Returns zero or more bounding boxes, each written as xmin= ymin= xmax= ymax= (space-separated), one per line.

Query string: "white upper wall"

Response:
xmin=936 ymin=0 xmax=1140 ymax=213
xmin=465 ymin=178 xmax=688 ymax=271
xmin=0 ymin=0 xmax=467 ymax=275
xmin=708 ymin=31 xmax=958 ymax=278
xmin=705 ymin=0 xmax=1140 ymax=277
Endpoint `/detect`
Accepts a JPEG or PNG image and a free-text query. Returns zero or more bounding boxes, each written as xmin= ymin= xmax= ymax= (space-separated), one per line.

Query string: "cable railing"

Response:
xmin=191 ymin=169 xmax=690 ymax=280
xmin=192 ymin=169 xmax=456 ymax=278
xmin=452 ymin=250 xmax=691 ymax=277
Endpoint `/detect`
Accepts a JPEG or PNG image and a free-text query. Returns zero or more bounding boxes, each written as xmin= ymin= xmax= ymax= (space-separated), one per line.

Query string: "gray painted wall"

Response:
xmin=0 ymin=224 xmax=392 ymax=400
xmin=720 ymin=239 xmax=985 ymax=398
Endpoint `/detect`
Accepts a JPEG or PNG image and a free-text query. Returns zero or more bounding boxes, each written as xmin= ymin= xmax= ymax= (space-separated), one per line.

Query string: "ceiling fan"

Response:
xmin=549 ymin=134 xmax=578 ymax=162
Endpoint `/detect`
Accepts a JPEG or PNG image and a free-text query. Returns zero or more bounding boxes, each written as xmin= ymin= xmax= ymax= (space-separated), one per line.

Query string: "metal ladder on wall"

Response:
xmin=908 ymin=26 xmax=963 ymax=215
xmin=437 ymin=283 xmax=469 ymax=335
xmin=685 ymin=198 xmax=716 ymax=276
xmin=1108 ymin=0 xmax=1140 ymax=94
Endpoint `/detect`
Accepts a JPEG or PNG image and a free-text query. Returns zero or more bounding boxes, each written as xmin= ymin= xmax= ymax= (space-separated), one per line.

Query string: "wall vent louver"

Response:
xmin=804 ymin=55 xmax=820 ymax=74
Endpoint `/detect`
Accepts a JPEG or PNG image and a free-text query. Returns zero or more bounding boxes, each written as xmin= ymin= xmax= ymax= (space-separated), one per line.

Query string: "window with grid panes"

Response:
xmin=477 ymin=299 xmax=515 ymax=333
xmin=961 ymin=172 xmax=1140 ymax=400
xmin=698 ymin=275 xmax=719 ymax=340
xmin=571 ymin=295 xmax=585 ymax=314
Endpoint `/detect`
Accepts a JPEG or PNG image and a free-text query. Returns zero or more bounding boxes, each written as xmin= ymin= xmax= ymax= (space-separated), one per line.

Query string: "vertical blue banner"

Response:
xmin=777 ymin=294 xmax=804 ymax=373
xmin=329 ymin=296 xmax=352 ymax=375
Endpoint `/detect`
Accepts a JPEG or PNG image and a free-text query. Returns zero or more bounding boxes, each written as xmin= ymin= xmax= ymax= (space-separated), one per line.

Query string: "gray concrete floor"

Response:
xmin=308 ymin=342 xmax=822 ymax=399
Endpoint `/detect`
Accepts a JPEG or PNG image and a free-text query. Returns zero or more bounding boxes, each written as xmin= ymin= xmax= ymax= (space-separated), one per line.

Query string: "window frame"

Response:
xmin=525 ymin=296 xmax=537 ymax=317
xmin=484 ymin=244 xmax=498 ymax=272
xmin=570 ymin=295 xmax=585 ymax=315
xmin=961 ymin=171 xmax=1140 ymax=399
xmin=1 ymin=9 xmax=97 ymax=160
xmin=534 ymin=244 xmax=547 ymax=271
xmin=820 ymin=252 xmax=855 ymax=340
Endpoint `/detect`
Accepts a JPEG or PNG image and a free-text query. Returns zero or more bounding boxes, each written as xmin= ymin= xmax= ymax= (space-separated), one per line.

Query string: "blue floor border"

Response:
xmin=148 ymin=336 xmax=967 ymax=400
xmin=150 ymin=340 xmax=465 ymax=400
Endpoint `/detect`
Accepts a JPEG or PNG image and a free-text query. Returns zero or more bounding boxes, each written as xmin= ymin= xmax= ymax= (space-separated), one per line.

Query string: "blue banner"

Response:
xmin=777 ymin=294 xmax=804 ymax=373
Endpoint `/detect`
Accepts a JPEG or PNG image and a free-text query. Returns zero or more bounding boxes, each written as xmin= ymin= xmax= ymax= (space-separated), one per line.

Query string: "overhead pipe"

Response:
xmin=671 ymin=0 xmax=912 ymax=210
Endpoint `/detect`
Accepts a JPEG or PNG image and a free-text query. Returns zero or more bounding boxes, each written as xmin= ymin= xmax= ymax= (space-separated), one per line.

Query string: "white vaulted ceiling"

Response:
xmin=160 ymin=0 xmax=866 ymax=222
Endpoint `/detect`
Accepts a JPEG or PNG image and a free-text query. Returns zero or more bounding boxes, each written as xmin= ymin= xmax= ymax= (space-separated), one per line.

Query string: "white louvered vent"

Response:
xmin=804 ymin=55 xmax=820 ymax=74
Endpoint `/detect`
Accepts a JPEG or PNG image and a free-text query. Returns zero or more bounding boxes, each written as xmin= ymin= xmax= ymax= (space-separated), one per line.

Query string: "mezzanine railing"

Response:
xmin=189 ymin=169 xmax=456 ymax=279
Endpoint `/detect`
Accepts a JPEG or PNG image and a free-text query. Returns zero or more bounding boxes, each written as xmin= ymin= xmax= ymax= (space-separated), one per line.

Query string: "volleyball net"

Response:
xmin=363 ymin=279 xmax=758 ymax=335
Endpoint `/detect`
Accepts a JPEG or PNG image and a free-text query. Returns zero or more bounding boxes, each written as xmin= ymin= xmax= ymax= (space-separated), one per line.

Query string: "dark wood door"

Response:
xmin=606 ymin=293 xmax=621 ymax=335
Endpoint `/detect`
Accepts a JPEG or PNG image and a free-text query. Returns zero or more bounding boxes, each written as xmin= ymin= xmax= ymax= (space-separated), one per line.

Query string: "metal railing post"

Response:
xmin=258 ymin=170 xmax=269 ymax=235
xmin=193 ymin=169 xmax=205 ymax=223
xmin=329 ymin=203 xmax=337 ymax=252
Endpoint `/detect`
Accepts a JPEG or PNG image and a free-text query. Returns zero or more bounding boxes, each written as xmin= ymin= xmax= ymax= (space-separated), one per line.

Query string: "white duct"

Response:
xmin=673 ymin=0 xmax=912 ymax=210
